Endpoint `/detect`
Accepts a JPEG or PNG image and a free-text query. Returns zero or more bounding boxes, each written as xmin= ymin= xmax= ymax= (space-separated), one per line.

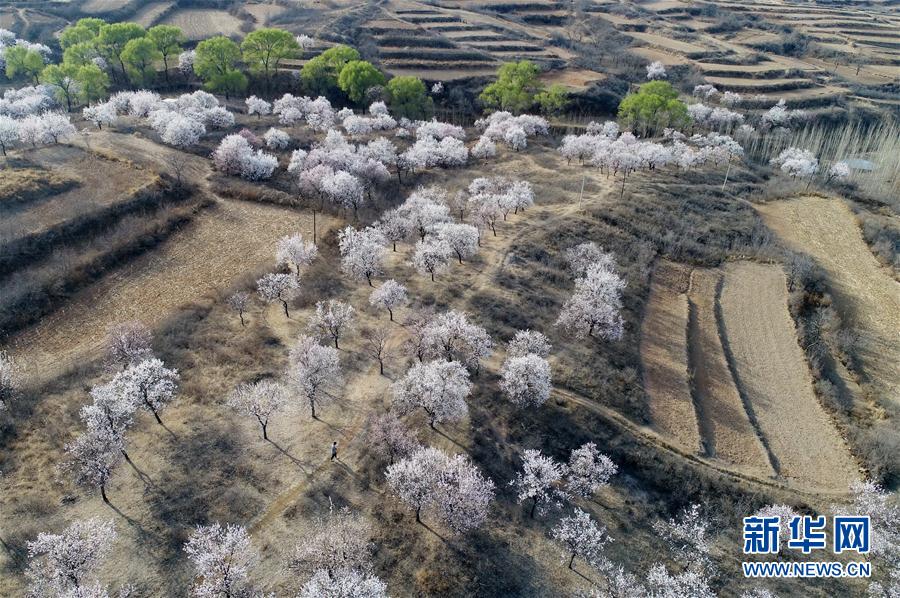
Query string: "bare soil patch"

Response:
xmin=719 ymin=261 xmax=858 ymax=491
xmin=757 ymin=196 xmax=899 ymax=413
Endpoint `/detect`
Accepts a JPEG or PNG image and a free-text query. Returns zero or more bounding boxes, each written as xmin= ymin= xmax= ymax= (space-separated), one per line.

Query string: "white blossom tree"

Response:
xmin=386 ymin=446 xmax=494 ymax=533
xmin=245 ymin=95 xmax=271 ymax=118
xmin=257 ymin=272 xmax=299 ymax=318
xmin=82 ymin=102 xmax=117 ymax=131
xmin=646 ymin=61 xmax=667 ymax=80
xmin=276 ymin=233 xmax=318 ymax=279
xmin=288 ymin=334 xmax=342 ymax=419
xmin=376 ymin=208 xmax=409 ymax=251
xmin=564 ymin=242 xmax=617 ymax=278
xmin=339 ymin=226 xmax=387 ymax=286
xmin=556 ymin=264 xmax=625 ymax=340
xmin=507 ymin=329 xmax=551 ymax=358
xmin=652 ymin=503 xmax=711 ymax=572
xmin=512 ymin=449 xmax=569 ymax=518
xmin=25 ymin=518 xmax=117 ymax=597
xmin=770 ymin=147 xmax=818 ymax=186
xmin=392 ymin=360 xmax=471 ymax=428
xmin=397 ymin=189 xmax=451 ymax=240
xmin=63 ymin=428 xmax=122 ymax=503
xmin=552 ymin=508 xmax=611 ymax=570
xmin=308 ymin=299 xmax=355 ymax=349
xmin=290 ymin=506 xmax=374 ymax=579
xmin=105 ymin=320 xmax=153 ymax=369
xmin=298 ymin=568 xmax=388 ymax=598
xmin=227 ymin=379 xmax=288 ymax=440
xmin=227 ymin=291 xmax=250 ymax=327
xmin=471 ymin=136 xmax=497 ymax=160
xmin=826 ymin=161 xmax=850 ymax=184
xmin=412 ymin=239 xmax=452 ymax=282
xmin=184 ymin=523 xmax=257 ymax=598
xmin=264 ymin=127 xmax=290 ymax=150
xmin=80 ymin=380 xmax=137 ymax=463
xmin=0 ymin=114 xmax=18 ymax=155
xmin=365 ymin=412 xmax=419 ymax=465
xmin=500 ymin=354 xmax=552 ymax=408
xmin=368 ymin=279 xmax=407 ymax=321
xmin=833 ymin=480 xmax=900 ymax=560
xmin=115 ymin=358 xmax=179 ymax=425
xmin=435 ymin=453 xmax=496 ymax=534
xmin=435 ymin=223 xmax=479 ymax=264
xmin=421 ymin=310 xmax=493 ymax=372
xmin=753 ymin=503 xmax=800 ymax=555
xmin=160 ymin=114 xmax=204 ymax=148
xmin=566 ymin=442 xmax=617 ymax=497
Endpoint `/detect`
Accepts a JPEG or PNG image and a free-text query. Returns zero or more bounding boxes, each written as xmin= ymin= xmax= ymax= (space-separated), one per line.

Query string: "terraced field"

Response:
xmin=160 ymin=9 xmax=244 ymax=41
xmin=758 ymin=197 xmax=900 ymax=414
xmin=642 ymin=259 xmax=859 ymax=491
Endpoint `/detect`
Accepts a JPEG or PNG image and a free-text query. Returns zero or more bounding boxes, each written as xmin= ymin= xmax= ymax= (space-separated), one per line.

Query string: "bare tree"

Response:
xmin=360 ymin=326 xmax=392 ymax=375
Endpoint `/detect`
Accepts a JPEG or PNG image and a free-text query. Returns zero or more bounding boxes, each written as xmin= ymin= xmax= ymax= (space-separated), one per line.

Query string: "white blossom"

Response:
xmin=507 ymin=329 xmax=552 ymax=358
xmin=184 ymin=523 xmax=256 ymax=598
xmin=298 ymin=569 xmax=388 ymax=598
xmin=652 ymin=503 xmax=711 ymax=570
xmin=276 ymin=233 xmax=318 ymax=278
xmin=421 ymin=310 xmax=493 ymax=370
xmin=290 ymin=506 xmax=374 ymax=578
xmin=82 ymin=102 xmax=117 ymax=130
xmin=287 ymin=334 xmax=342 ymax=418
xmin=257 ymin=272 xmax=299 ymax=318
xmin=307 ymin=300 xmax=355 ymax=349
xmin=105 ymin=321 xmax=153 ymax=368
xmin=114 ymin=358 xmax=179 ymax=425
xmin=565 ymin=242 xmax=618 ymax=277
xmin=392 ymin=360 xmax=471 ymax=428
xmin=552 ymin=508 xmax=611 ymax=570
xmin=369 ymin=279 xmax=408 ymax=321
xmin=646 ymin=61 xmax=667 ymax=80
xmin=264 ymin=127 xmax=290 ymax=149
xmin=339 ymin=226 xmax=387 ymax=286
xmin=435 ymin=223 xmax=479 ymax=264
xmin=412 ymin=238 xmax=452 ymax=281
xmin=26 ymin=518 xmax=117 ymax=597
xmin=245 ymin=95 xmax=271 ymax=118
xmin=227 ymin=379 xmax=287 ymax=440
xmin=556 ymin=263 xmax=625 ymax=340
xmin=566 ymin=442 xmax=617 ymax=497
xmin=500 ymin=353 xmax=551 ymax=408
xmin=512 ymin=449 xmax=569 ymax=517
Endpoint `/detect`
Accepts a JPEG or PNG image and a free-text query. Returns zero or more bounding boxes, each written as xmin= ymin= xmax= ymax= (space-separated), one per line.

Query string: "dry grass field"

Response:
xmin=758 ymin=197 xmax=900 ymax=414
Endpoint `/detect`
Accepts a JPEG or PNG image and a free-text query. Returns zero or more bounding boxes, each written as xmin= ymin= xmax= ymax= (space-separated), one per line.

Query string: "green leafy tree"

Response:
xmin=5 ymin=46 xmax=45 ymax=84
xmin=386 ymin=76 xmax=432 ymax=120
xmin=207 ymin=70 xmax=248 ymax=98
xmin=194 ymin=36 xmax=246 ymax=97
xmin=97 ymin=22 xmax=146 ymax=81
xmin=59 ymin=24 xmax=97 ymax=50
xmin=147 ymin=25 xmax=184 ymax=84
xmin=479 ymin=60 xmax=543 ymax=113
xmin=121 ymin=37 xmax=161 ymax=86
xmin=63 ymin=42 xmax=100 ymax=67
xmin=76 ymin=64 xmax=110 ymax=103
xmin=535 ymin=83 xmax=569 ymax=115
xmin=300 ymin=44 xmax=360 ymax=96
xmin=41 ymin=63 xmax=109 ymax=110
xmin=241 ymin=28 xmax=298 ymax=91
xmin=76 ymin=17 xmax=106 ymax=36
xmin=617 ymin=80 xmax=688 ymax=135
xmin=41 ymin=64 xmax=81 ymax=111
xmin=337 ymin=60 xmax=385 ymax=103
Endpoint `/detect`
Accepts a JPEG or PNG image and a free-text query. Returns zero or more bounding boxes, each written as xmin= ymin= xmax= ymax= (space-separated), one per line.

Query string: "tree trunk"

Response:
xmin=152 ymin=409 xmax=162 ymax=425
xmin=415 ymin=505 xmax=422 ymax=523
xmin=530 ymin=498 xmax=538 ymax=518
xmin=568 ymin=552 xmax=576 ymax=569
xmin=430 ymin=271 xmax=435 ymax=282
xmin=334 ymin=336 xmax=339 ymax=349
xmin=163 ymin=56 xmax=170 ymax=85
xmin=262 ymin=421 xmax=268 ymax=440
xmin=101 ymin=484 xmax=109 ymax=504
xmin=239 ymin=311 xmax=245 ymax=327
xmin=379 ymin=359 xmax=384 ymax=375
xmin=388 ymin=307 xmax=393 ymax=321
xmin=311 ymin=399 xmax=317 ymax=419
xmin=367 ymin=274 xmax=374 ymax=287
xmin=121 ymin=449 xmax=131 ymax=463
xmin=282 ymin=301 xmax=290 ymax=318
xmin=313 ymin=211 xmax=317 ymax=245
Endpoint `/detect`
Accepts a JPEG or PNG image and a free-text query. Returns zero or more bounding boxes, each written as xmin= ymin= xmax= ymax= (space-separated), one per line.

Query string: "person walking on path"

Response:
xmin=330 ymin=441 xmax=338 ymax=461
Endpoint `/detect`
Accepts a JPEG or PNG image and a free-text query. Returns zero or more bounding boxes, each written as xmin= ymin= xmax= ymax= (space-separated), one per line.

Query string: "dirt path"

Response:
xmin=687 ymin=268 xmax=774 ymax=477
xmin=719 ymin=262 xmax=858 ymax=490
xmin=641 ymin=261 xmax=701 ymax=454
xmin=757 ymin=196 xmax=900 ymax=413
